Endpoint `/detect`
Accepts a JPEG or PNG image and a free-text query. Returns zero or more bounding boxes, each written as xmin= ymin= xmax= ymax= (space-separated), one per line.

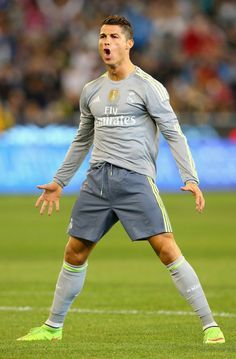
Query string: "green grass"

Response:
xmin=0 ymin=192 xmax=236 ymax=358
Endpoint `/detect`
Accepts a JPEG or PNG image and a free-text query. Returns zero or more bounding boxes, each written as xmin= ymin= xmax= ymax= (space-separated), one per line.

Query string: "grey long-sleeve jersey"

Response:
xmin=54 ymin=66 xmax=199 ymax=187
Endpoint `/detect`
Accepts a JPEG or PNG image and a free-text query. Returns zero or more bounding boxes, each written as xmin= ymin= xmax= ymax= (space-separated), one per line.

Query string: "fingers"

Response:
xmin=195 ymin=191 xmax=201 ymax=213
xmin=35 ymin=190 xmax=50 ymax=215
xmin=39 ymin=200 xmax=53 ymax=216
xmin=35 ymin=195 xmax=43 ymax=208
xmin=196 ymin=192 xmax=205 ymax=213
xmin=40 ymin=200 xmax=48 ymax=215
xmin=48 ymin=201 xmax=54 ymax=216
xmin=35 ymin=197 xmax=60 ymax=216
xmin=192 ymin=186 xmax=205 ymax=213
xmin=37 ymin=184 xmax=48 ymax=190
xmin=55 ymin=200 xmax=60 ymax=212
xmin=180 ymin=183 xmax=205 ymax=213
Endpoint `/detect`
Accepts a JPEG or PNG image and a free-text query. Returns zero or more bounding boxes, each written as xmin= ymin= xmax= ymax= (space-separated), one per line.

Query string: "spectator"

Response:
xmin=0 ymin=0 xmax=235 ymax=130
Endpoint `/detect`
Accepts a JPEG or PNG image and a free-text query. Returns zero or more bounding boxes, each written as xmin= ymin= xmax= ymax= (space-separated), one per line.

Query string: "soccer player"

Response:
xmin=17 ymin=15 xmax=225 ymax=344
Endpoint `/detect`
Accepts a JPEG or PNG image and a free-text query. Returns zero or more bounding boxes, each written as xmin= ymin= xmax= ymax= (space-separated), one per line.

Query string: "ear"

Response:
xmin=126 ymin=39 xmax=134 ymax=50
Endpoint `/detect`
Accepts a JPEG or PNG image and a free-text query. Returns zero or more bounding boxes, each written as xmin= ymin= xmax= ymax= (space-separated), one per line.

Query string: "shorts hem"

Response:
xmin=68 ymin=231 xmax=99 ymax=243
xmin=131 ymin=229 xmax=173 ymax=241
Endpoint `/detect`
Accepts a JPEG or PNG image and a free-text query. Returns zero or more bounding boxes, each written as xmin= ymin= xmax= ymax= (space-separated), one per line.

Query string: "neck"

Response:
xmin=107 ymin=61 xmax=135 ymax=81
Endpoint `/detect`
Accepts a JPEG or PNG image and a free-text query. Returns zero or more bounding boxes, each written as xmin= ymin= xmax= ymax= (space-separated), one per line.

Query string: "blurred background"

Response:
xmin=1 ymin=3 xmax=236 ymax=354
xmin=0 ymin=0 xmax=236 ymax=192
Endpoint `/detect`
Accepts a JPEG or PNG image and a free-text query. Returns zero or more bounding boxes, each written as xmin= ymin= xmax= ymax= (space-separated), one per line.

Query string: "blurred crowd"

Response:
xmin=0 ymin=0 xmax=236 ymax=131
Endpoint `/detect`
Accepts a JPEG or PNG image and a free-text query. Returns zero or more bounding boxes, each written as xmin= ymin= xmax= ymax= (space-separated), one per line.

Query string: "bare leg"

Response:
xmin=148 ymin=232 xmax=181 ymax=264
xmin=65 ymin=236 xmax=96 ymax=265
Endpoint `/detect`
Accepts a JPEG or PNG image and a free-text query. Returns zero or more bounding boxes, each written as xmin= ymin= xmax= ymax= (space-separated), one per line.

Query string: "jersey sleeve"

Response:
xmin=145 ymin=80 xmax=199 ymax=184
xmin=53 ymin=85 xmax=94 ymax=187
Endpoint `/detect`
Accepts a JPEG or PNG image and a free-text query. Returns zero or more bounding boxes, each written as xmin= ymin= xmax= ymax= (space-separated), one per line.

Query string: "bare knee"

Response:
xmin=148 ymin=233 xmax=181 ymax=265
xmin=64 ymin=237 xmax=95 ymax=266
xmin=64 ymin=245 xmax=86 ymax=265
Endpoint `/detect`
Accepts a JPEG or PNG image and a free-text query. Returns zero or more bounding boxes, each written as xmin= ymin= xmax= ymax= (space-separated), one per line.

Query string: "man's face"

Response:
xmin=98 ymin=24 xmax=133 ymax=66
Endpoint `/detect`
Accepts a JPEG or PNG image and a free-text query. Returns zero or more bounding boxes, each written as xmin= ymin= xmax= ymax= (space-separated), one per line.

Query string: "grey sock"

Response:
xmin=45 ymin=261 xmax=88 ymax=328
xmin=167 ymin=256 xmax=217 ymax=329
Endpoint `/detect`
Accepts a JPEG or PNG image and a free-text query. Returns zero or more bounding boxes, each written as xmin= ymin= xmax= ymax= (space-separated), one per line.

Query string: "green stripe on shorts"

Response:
xmin=146 ymin=177 xmax=172 ymax=233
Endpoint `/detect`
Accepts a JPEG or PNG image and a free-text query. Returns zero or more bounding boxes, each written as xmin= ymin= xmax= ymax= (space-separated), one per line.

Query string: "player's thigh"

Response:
xmin=67 ymin=175 xmax=118 ymax=242
xmin=114 ymin=174 xmax=172 ymax=240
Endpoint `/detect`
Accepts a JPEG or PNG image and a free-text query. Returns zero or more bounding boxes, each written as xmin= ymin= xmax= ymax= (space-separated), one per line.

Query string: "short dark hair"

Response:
xmin=102 ymin=15 xmax=133 ymax=40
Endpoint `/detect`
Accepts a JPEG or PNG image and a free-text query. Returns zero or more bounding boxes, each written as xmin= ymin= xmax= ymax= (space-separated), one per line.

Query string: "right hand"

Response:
xmin=35 ymin=182 xmax=62 ymax=216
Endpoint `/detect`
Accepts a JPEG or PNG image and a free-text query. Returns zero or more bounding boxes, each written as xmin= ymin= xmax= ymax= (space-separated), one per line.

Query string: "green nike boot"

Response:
xmin=17 ymin=324 xmax=62 ymax=341
xmin=203 ymin=326 xmax=225 ymax=344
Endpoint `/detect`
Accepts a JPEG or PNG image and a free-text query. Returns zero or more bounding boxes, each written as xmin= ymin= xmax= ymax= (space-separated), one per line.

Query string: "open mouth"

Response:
xmin=104 ymin=48 xmax=111 ymax=55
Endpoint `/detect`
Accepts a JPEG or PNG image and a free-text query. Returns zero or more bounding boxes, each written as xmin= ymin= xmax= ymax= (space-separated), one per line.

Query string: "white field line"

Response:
xmin=0 ymin=291 xmax=53 ymax=296
xmin=0 ymin=306 xmax=236 ymax=318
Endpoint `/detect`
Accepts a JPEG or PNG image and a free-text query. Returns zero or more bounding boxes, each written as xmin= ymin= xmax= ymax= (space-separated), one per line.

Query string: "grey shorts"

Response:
xmin=68 ymin=162 xmax=172 ymax=242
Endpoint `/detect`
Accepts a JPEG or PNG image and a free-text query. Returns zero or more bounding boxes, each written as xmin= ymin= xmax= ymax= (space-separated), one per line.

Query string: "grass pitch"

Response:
xmin=0 ymin=192 xmax=236 ymax=358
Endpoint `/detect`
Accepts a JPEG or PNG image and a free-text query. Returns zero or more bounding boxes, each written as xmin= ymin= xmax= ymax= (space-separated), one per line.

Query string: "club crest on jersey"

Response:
xmin=127 ymin=91 xmax=136 ymax=104
xmin=108 ymin=89 xmax=120 ymax=103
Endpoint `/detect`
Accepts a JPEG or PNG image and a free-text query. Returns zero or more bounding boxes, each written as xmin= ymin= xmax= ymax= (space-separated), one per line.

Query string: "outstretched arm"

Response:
xmin=35 ymin=182 xmax=62 ymax=216
xmin=145 ymin=81 xmax=199 ymax=186
xmin=144 ymin=79 xmax=202 ymax=212
xmin=157 ymin=118 xmax=204 ymax=212
xmin=35 ymin=85 xmax=94 ymax=215
xmin=53 ymin=85 xmax=94 ymax=188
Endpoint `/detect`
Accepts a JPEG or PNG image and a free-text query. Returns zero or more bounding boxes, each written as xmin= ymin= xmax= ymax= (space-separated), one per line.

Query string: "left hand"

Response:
xmin=181 ymin=182 xmax=205 ymax=213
